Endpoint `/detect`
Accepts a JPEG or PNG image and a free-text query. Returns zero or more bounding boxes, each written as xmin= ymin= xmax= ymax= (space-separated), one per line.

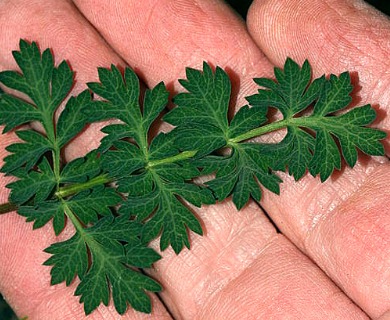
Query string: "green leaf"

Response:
xmin=7 ymin=156 xmax=56 ymax=205
xmin=18 ymin=200 xmax=66 ymax=235
xmin=125 ymin=243 xmax=162 ymax=268
xmin=44 ymin=216 xmax=161 ymax=315
xmin=276 ymin=127 xmax=315 ymax=180
xmin=0 ymin=94 xmax=41 ymax=133
xmin=165 ymin=62 xmax=285 ymax=210
xmin=87 ymin=66 xmax=140 ymax=122
xmin=56 ymin=90 xmax=91 ymax=148
xmin=116 ymin=170 xmax=154 ymax=195
xmin=60 ymin=150 xmax=102 ymax=183
xmin=126 ymin=132 xmax=214 ymax=252
xmin=164 ymin=62 xmax=231 ymax=155
xmin=116 ymin=134 xmax=215 ymax=253
xmin=147 ymin=132 xmax=178 ymax=160
xmin=170 ymin=123 xmax=226 ymax=157
xmin=87 ymin=66 xmax=213 ymax=253
xmin=247 ymin=58 xmax=386 ymax=182
xmin=312 ymin=73 xmax=352 ymax=116
xmin=43 ymin=232 xmax=88 ymax=285
xmin=142 ymin=81 xmax=169 ymax=132
xmin=0 ymin=41 xmax=387 ymax=318
xmin=101 ymin=140 xmax=145 ymax=178
xmin=119 ymin=159 xmax=214 ymax=253
xmin=165 ymin=62 xmax=230 ymax=130
xmin=86 ymin=66 xmax=168 ymax=149
xmin=98 ymin=124 xmax=134 ymax=153
xmin=228 ymin=104 xmax=268 ymax=138
xmin=308 ymin=129 xmax=341 ymax=181
xmin=0 ymin=40 xmax=73 ymax=133
xmin=139 ymin=192 xmax=204 ymax=252
xmin=119 ymin=191 xmax=160 ymax=219
xmin=202 ymin=144 xmax=282 ymax=210
xmin=67 ymin=186 xmax=122 ymax=225
xmin=247 ymin=58 xmax=324 ymax=117
xmin=50 ymin=60 xmax=74 ymax=110
xmin=1 ymin=130 xmax=52 ymax=174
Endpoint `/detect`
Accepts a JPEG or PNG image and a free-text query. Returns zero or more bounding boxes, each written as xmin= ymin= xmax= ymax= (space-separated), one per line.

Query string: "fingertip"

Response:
xmin=247 ymin=0 xmax=390 ymax=72
xmin=247 ymin=0 xmax=312 ymax=66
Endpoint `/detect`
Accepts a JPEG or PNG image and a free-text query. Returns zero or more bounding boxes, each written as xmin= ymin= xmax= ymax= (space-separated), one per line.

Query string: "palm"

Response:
xmin=0 ymin=0 xmax=389 ymax=319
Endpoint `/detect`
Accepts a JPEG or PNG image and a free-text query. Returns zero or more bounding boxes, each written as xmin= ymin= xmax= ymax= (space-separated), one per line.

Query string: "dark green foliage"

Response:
xmin=60 ymin=150 xmax=102 ymax=183
xmin=0 ymin=40 xmax=163 ymax=315
xmin=18 ymin=200 xmax=66 ymax=235
xmin=0 ymin=40 xmax=73 ymax=133
xmin=165 ymin=63 xmax=230 ymax=157
xmin=227 ymin=104 xmax=268 ymax=137
xmin=44 ymin=216 xmax=161 ymax=314
xmin=56 ymin=90 xmax=92 ymax=148
xmin=200 ymin=144 xmax=282 ymax=210
xmin=0 ymin=40 xmax=385 ymax=315
xmin=87 ymin=65 xmax=215 ymax=253
xmin=1 ymin=130 xmax=52 ymax=174
xmin=247 ymin=58 xmax=386 ymax=181
xmin=7 ymin=157 xmax=56 ymax=204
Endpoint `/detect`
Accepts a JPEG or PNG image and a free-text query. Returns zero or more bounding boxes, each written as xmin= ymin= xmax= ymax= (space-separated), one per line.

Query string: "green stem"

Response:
xmin=41 ymin=113 xmax=61 ymax=183
xmin=0 ymin=148 xmax=200 ymax=214
xmin=146 ymin=150 xmax=198 ymax=168
xmin=55 ymin=174 xmax=112 ymax=198
xmin=0 ymin=202 xmax=18 ymax=214
xmin=0 ymin=117 xmax=296 ymax=216
xmin=53 ymin=147 xmax=61 ymax=185
xmin=0 ymin=117 xmax=291 ymax=216
xmin=61 ymin=199 xmax=86 ymax=234
xmin=229 ymin=119 xmax=289 ymax=144
xmin=57 ymin=149 xmax=200 ymax=197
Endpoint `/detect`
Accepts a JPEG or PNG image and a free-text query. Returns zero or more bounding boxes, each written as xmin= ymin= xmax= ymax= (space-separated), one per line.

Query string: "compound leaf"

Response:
xmin=247 ymin=58 xmax=386 ymax=182
xmin=0 ymin=41 xmax=386 ymax=318
xmin=87 ymin=67 xmax=214 ymax=253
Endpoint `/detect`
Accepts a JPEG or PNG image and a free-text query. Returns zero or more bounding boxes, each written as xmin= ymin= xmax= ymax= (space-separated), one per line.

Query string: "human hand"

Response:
xmin=0 ymin=0 xmax=389 ymax=319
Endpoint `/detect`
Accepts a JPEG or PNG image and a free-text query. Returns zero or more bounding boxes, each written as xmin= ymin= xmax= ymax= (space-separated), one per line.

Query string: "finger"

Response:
xmin=72 ymin=0 xmax=273 ymax=106
xmin=147 ymin=203 xmax=368 ymax=319
xmin=247 ymin=0 xmax=390 ymax=317
xmin=0 ymin=1 xmax=171 ymax=318
xmin=72 ymin=0 xmax=375 ymax=318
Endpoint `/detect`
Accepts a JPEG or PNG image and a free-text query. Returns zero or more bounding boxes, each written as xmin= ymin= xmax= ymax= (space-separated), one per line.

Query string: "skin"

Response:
xmin=0 ymin=0 xmax=389 ymax=319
